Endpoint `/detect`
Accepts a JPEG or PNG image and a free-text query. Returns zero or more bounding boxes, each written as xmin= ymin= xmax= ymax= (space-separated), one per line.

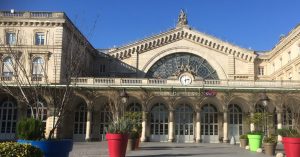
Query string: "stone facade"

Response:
xmin=0 ymin=10 xmax=299 ymax=143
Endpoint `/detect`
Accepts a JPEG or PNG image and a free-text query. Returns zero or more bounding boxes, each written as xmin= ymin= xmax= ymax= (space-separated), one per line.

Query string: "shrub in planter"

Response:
xmin=17 ymin=118 xmax=73 ymax=157
xmin=106 ymin=117 xmax=133 ymax=157
xmin=239 ymin=134 xmax=248 ymax=148
xmin=278 ymin=128 xmax=300 ymax=157
xmin=0 ymin=142 xmax=43 ymax=157
xmin=17 ymin=118 xmax=44 ymax=140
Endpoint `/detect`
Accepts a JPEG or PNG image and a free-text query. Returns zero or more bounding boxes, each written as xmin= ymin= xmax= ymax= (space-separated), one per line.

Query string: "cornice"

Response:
xmin=107 ymin=26 xmax=256 ymax=63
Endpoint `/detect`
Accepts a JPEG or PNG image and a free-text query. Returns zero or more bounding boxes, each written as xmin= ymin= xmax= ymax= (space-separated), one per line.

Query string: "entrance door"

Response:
xmin=150 ymin=103 xmax=168 ymax=142
xmin=201 ymin=104 xmax=219 ymax=143
xmin=0 ymin=101 xmax=17 ymax=140
xmin=100 ymin=104 xmax=111 ymax=141
xmin=175 ymin=104 xmax=194 ymax=143
xmin=229 ymin=104 xmax=243 ymax=143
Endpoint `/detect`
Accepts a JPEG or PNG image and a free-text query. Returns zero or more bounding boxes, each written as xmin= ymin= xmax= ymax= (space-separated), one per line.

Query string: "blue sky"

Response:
xmin=1 ymin=0 xmax=300 ymax=51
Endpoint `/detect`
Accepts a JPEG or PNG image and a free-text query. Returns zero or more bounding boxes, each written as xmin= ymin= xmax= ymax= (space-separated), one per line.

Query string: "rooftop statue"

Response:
xmin=177 ymin=9 xmax=188 ymax=27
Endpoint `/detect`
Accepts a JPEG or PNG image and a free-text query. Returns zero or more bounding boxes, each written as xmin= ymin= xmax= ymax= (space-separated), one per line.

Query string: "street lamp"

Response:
xmin=120 ymin=88 xmax=129 ymax=104
xmin=260 ymin=92 xmax=270 ymax=136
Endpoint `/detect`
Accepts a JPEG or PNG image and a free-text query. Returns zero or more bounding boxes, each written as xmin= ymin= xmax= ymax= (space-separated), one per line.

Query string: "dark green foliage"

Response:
xmin=124 ymin=112 xmax=143 ymax=139
xmin=278 ymin=128 xmax=300 ymax=137
xmin=263 ymin=134 xmax=277 ymax=143
xmin=0 ymin=142 xmax=43 ymax=157
xmin=239 ymin=134 xmax=248 ymax=139
xmin=17 ymin=118 xmax=45 ymax=140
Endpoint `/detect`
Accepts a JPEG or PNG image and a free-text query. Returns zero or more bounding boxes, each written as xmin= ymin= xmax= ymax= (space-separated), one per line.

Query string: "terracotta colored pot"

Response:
xmin=240 ymin=139 xmax=248 ymax=148
xmin=282 ymin=137 xmax=300 ymax=157
xmin=106 ymin=134 xmax=128 ymax=157
xmin=263 ymin=143 xmax=276 ymax=156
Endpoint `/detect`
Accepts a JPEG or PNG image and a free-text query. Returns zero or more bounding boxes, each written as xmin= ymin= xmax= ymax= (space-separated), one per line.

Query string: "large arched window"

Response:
xmin=100 ymin=104 xmax=112 ymax=140
xmin=0 ymin=101 xmax=17 ymax=140
xmin=74 ymin=103 xmax=87 ymax=135
xmin=145 ymin=53 xmax=219 ymax=79
xmin=2 ymin=57 xmax=13 ymax=77
xmin=27 ymin=101 xmax=47 ymax=124
xmin=127 ymin=102 xmax=142 ymax=112
xmin=255 ymin=104 xmax=266 ymax=113
xmin=150 ymin=103 xmax=168 ymax=142
xmin=32 ymin=57 xmax=44 ymax=77
xmin=229 ymin=104 xmax=243 ymax=140
xmin=274 ymin=105 xmax=293 ymax=129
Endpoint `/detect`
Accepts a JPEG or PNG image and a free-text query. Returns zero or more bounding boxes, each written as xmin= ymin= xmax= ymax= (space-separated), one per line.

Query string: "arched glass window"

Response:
xmin=255 ymin=104 xmax=266 ymax=113
xmin=274 ymin=105 xmax=293 ymax=129
xmin=2 ymin=57 xmax=13 ymax=77
xmin=32 ymin=57 xmax=44 ymax=76
xmin=127 ymin=102 xmax=142 ymax=112
xmin=0 ymin=101 xmax=17 ymax=140
xmin=229 ymin=104 xmax=243 ymax=138
xmin=201 ymin=104 xmax=218 ymax=136
xmin=27 ymin=101 xmax=47 ymax=124
xmin=74 ymin=103 xmax=87 ymax=135
xmin=100 ymin=104 xmax=112 ymax=140
xmin=150 ymin=103 xmax=168 ymax=142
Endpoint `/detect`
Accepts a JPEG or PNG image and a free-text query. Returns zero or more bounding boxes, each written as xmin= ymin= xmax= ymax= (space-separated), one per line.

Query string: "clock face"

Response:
xmin=180 ymin=75 xmax=192 ymax=85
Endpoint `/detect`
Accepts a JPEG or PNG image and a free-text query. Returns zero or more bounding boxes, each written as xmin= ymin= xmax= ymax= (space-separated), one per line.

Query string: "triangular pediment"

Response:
xmin=107 ymin=26 xmax=256 ymax=63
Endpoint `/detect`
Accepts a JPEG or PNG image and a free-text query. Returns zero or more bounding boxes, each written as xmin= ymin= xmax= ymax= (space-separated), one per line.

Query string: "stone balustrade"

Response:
xmin=69 ymin=77 xmax=300 ymax=89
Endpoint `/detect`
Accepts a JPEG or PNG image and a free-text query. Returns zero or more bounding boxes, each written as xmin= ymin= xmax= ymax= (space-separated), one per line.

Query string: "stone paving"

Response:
xmin=69 ymin=141 xmax=284 ymax=157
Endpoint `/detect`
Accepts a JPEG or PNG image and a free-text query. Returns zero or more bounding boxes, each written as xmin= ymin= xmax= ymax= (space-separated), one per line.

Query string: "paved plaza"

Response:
xmin=69 ymin=142 xmax=284 ymax=157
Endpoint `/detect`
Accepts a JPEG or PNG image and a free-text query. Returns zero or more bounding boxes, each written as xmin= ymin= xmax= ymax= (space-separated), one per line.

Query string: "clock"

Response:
xmin=180 ymin=75 xmax=192 ymax=85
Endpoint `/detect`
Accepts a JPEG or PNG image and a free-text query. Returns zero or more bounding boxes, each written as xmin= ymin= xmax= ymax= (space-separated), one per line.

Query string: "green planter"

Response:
xmin=247 ymin=134 xmax=263 ymax=152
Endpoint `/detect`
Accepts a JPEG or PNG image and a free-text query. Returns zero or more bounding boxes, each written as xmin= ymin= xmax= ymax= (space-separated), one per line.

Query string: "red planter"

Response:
xmin=106 ymin=133 xmax=128 ymax=157
xmin=282 ymin=137 xmax=300 ymax=157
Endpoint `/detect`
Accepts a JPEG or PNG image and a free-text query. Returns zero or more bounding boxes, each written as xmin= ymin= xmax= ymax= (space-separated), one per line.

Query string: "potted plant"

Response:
xmin=17 ymin=118 xmax=73 ymax=157
xmin=278 ymin=128 xmax=300 ymax=157
xmin=124 ymin=112 xmax=142 ymax=151
xmin=263 ymin=134 xmax=277 ymax=156
xmin=247 ymin=113 xmax=264 ymax=152
xmin=239 ymin=134 xmax=248 ymax=148
xmin=106 ymin=117 xmax=132 ymax=157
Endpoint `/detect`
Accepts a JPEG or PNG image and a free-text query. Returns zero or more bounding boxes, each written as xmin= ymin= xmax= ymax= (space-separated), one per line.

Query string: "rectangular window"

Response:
xmin=6 ymin=32 xmax=16 ymax=45
xmin=35 ymin=32 xmax=45 ymax=45
xmin=99 ymin=64 xmax=106 ymax=73
xmin=258 ymin=67 xmax=264 ymax=75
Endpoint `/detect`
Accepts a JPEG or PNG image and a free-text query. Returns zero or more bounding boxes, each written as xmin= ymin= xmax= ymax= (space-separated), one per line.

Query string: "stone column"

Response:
xmin=195 ymin=111 xmax=201 ymax=143
xmin=250 ymin=112 xmax=255 ymax=131
xmin=85 ymin=107 xmax=92 ymax=141
xmin=141 ymin=111 xmax=148 ymax=142
xmin=223 ymin=111 xmax=229 ymax=143
xmin=168 ymin=110 xmax=174 ymax=142
xmin=277 ymin=111 xmax=283 ymax=142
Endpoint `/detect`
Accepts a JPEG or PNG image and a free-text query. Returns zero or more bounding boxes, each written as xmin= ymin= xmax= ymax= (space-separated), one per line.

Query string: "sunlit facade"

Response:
xmin=0 ymin=10 xmax=299 ymax=143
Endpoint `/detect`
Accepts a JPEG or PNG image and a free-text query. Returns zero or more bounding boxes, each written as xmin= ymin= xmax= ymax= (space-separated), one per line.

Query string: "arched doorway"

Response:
xmin=99 ymin=104 xmax=111 ymax=141
xmin=150 ymin=103 xmax=168 ymax=142
xmin=0 ymin=101 xmax=17 ymax=140
xmin=228 ymin=104 xmax=243 ymax=142
xmin=27 ymin=100 xmax=47 ymax=126
xmin=73 ymin=103 xmax=87 ymax=141
xmin=201 ymin=104 xmax=218 ymax=143
xmin=175 ymin=104 xmax=194 ymax=143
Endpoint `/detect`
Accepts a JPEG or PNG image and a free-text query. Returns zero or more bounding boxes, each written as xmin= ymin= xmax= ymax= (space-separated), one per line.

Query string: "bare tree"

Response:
xmin=0 ymin=16 xmax=98 ymax=139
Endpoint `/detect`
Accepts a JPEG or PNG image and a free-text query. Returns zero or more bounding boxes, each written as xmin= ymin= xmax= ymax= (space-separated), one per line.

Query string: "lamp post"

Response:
xmin=120 ymin=88 xmax=129 ymax=104
xmin=260 ymin=92 xmax=270 ymax=137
